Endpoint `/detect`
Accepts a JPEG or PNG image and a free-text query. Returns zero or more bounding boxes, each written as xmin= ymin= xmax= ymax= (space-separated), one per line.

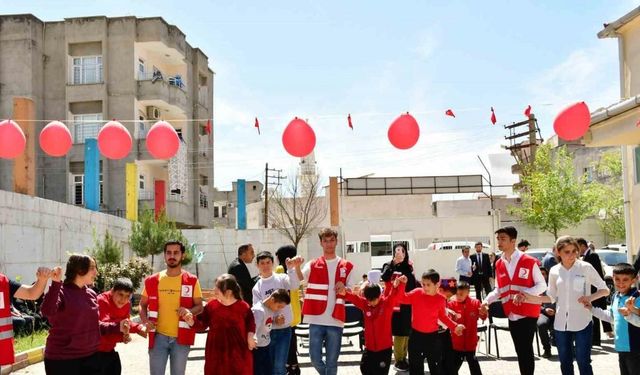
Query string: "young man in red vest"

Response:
xmin=0 ymin=267 xmax=53 ymax=366
xmin=140 ymin=241 xmax=203 ymax=375
xmin=480 ymin=226 xmax=546 ymax=375
xmin=300 ymin=228 xmax=354 ymax=375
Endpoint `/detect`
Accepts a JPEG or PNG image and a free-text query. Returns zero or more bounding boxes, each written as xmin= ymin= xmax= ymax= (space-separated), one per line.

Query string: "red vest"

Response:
xmin=145 ymin=271 xmax=198 ymax=349
xmin=495 ymin=254 xmax=541 ymax=318
xmin=302 ymin=257 xmax=353 ymax=322
xmin=0 ymin=274 xmax=15 ymax=365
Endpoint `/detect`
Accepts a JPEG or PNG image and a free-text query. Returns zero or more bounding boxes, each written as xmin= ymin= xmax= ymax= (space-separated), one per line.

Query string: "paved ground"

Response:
xmin=13 ymin=327 xmax=620 ymax=374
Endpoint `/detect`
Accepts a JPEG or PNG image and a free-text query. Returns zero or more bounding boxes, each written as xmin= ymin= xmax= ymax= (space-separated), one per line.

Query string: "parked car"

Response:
xmin=522 ymin=248 xmax=551 ymax=264
xmin=598 ymin=244 xmax=627 ymax=252
xmin=425 ymin=241 xmax=490 ymax=251
xmin=596 ymin=249 xmax=629 ymax=304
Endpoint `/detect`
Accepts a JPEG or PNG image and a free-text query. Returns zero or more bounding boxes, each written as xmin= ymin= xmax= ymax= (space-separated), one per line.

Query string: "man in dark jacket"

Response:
xmin=577 ymin=238 xmax=611 ymax=345
xmin=470 ymin=242 xmax=492 ymax=300
xmin=227 ymin=243 xmax=256 ymax=305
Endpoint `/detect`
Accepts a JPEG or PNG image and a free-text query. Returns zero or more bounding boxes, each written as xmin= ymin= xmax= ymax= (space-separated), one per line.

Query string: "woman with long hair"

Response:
xmin=42 ymin=254 xmax=126 ymax=374
xmin=195 ymin=273 xmax=256 ymax=375
xmin=380 ymin=243 xmax=417 ymax=372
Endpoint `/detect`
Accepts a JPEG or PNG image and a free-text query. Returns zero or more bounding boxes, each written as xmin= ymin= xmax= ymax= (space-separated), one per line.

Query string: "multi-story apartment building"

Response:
xmin=0 ymin=14 xmax=214 ymax=227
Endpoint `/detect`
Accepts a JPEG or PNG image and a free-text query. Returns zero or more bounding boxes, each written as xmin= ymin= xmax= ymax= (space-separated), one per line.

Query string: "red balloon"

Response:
xmin=146 ymin=121 xmax=180 ymax=159
xmin=388 ymin=113 xmax=420 ymax=149
xmin=0 ymin=120 xmax=26 ymax=159
xmin=97 ymin=121 xmax=132 ymax=159
xmin=282 ymin=117 xmax=316 ymax=157
xmin=553 ymin=102 xmax=591 ymax=141
xmin=39 ymin=121 xmax=72 ymax=157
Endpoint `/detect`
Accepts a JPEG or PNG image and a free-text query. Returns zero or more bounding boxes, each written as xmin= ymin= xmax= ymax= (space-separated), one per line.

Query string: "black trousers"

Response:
xmin=619 ymin=352 xmax=640 ymax=375
xmin=44 ymin=353 xmax=101 ymax=375
xmin=360 ymin=348 xmax=392 ymax=375
xmin=287 ymin=328 xmax=300 ymax=374
xmin=473 ymin=275 xmax=492 ymax=300
xmin=591 ymin=297 xmax=612 ymax=345
xmin=438 ymin=329 xmax=457 ymax=375
xmin=408 ymin=330 xmax=443 ymax=375
xmin=508 ymin=317 xmax=537 ymax=375
xmin=95 ymin=351 xmax=122 ymax=375
xmin=453 ymin=350 xmax=483 ymax=375
xmin=537 ymin=314 xmax=555 ymax=351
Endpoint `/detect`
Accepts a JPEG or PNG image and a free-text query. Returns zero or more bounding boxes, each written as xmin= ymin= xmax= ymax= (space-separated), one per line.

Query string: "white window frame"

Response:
xmin=71 ymin=173 xmax=103 ymax=205
xmin=138 ymin=58 xmax=146 ymax=79
xmin=139 ymin=174 xmax=145 ymax=190
xmin=73 ymin=113 xmax=103 ymax=144
xmin=71 ymin=55 xmax=103 ymax=85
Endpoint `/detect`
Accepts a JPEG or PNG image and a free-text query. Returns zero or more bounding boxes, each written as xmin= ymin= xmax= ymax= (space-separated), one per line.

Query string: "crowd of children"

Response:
xmin=10 ymin=226 xmax=639 ymax=375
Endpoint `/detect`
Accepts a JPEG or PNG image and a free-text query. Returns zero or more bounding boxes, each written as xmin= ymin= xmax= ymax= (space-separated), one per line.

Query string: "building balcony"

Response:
xmin=137 ymin=78 xmax=188 ymax=113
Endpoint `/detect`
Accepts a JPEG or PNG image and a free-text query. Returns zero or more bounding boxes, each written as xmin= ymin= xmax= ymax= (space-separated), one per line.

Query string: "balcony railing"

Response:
xmin=137 ymin=69 xmax=187 ymax=91
xmin=139 ymin=189 xmax=154 ymax=200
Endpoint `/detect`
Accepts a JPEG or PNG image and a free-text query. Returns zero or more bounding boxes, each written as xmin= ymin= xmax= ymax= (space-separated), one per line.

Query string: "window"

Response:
xmin=73 ymin=113 xmax=103 ymax=143
xmin=139 ymin=175 xmax=145 ymax=190
xmin=252 ymin=185 xmax=257 ymax=191
xmin=71 ymin=56 xmax=103 ymax=84
xmin=635 ymin=147 xmax=640 ymax=184
xmin=200 ymin=193 xmax=209 ymax=208
xmin=371 ymin=241 xmax=392 ymax=257
xmin=214 ymin=206 xmax=220 ymax=218
xmin=176 ymin=128 xmax=183 ymax=141
xmin=200 ymin=175 xmax=209 ymax=186
xmin=221 ymin=206 xmax=227 ymax=218
xmin=138 ymin=58 xmax=145 ymax=79
xmin=71 ymin=174 xmax=103 ymax=205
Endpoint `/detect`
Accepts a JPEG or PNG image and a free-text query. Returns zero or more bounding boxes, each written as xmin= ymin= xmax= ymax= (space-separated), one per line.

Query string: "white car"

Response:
xmin=595 ymin=249 xmax=629 ymax=304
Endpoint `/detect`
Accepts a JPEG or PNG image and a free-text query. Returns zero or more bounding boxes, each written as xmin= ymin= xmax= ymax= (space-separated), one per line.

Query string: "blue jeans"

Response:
xmin=555 ymin=322 xmax=593 ymax=375
xmin=254 ymin=346 xmax=272 ymax=375
xmin=270 ymin=327 xmax=292 ymax=375
xmin=148 ymin=333 xmax=191 ymax=375
xmin=309 ymin=324 xmax=343 ymax=375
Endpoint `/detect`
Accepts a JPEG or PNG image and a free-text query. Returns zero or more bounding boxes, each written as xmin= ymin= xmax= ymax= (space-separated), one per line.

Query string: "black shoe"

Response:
xmin=542 ymin=349 xmax=552 ymax=358
xmin=393 ymin=360 xmax=409 ymax=372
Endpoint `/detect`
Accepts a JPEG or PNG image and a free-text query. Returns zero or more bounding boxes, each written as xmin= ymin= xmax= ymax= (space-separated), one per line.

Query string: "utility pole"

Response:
xmin=264 ymin=163 xmax=286 ymax=228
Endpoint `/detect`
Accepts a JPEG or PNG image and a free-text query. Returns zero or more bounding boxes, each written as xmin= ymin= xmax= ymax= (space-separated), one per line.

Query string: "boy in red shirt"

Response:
xmin=448 ymin=281 xmax=487 ymax=375
xmin=401 ymin=269 xmax=465 ymax=375
xmin=340 ymin=274 xmax=407 ymax=374
xmin=97 ymin=278 xmax=147 ymax=375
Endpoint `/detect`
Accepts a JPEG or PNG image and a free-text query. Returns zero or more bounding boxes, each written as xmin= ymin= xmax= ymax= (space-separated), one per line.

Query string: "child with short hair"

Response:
xmin=437 ymin=278 xmax=459 ymax=375
xmin=252 ymin=289 xmax=292 ymax=375
xmin=401 ymin=269 xmax=465 ymax=375
xmin=96 ymin=278 xmax=147 ymax=375
xmin=194 ymin=274 xmax=256 ymax=375
xmin=252 ymin=250 xmax=303 ymax=375
xmin=448 ymin=281 xmax=487 ymax=375
xmin=589 ymin=263 xmax=640 ymax=375
xmin=339 ymin=274 xmax=407 ymax=374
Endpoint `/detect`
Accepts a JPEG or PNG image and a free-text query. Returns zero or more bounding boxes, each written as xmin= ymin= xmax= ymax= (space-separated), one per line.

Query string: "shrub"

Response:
xmin=94 ymin=257 xmax=152 ymax=293
xmin=90 ymin=230 xmax=123 ymax=266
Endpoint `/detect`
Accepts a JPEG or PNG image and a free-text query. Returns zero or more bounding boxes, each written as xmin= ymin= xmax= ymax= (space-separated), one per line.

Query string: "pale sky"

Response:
xmin=3 ymin=0 xmax=639 ymax=195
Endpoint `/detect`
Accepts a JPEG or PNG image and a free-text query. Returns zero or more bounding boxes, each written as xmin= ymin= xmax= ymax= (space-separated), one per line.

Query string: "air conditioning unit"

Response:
xmin=147 ymin=106 xmax=161 ymax=120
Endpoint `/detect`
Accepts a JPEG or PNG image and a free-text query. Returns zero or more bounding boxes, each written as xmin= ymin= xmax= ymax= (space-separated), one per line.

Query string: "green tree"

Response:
xmin=509 ymin=144 xmax=594 ymax=240
xmin=129 ymin=209 xmax=191 ymax=267
xmin=587 ymin=150 xmax=626 ymax=242
xmin=89 ymin=230 xmax=123 ymax=265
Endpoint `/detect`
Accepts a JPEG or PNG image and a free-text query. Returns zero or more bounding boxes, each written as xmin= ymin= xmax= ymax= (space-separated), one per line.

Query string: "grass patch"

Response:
xmin=14 ymin=330 xmax=48 ymax=353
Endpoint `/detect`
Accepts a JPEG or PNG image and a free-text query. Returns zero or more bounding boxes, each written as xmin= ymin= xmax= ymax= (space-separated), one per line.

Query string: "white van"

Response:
xmin=346 ymin=235 xmax=414 ymax=270
xmin=424 ymin=241 xmax=490 ymax=251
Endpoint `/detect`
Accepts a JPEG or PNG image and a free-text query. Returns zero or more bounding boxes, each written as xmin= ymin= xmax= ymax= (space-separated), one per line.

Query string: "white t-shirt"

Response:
xmin=252 ymin=269 xmax=300 ymax=329
xmin=302 ymin=257 xmax=354 ymax=328
xmin=251 ymin=301 xmax=274 ymax=347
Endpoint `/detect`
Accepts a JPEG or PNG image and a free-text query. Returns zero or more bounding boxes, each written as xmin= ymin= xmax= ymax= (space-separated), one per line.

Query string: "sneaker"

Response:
xmin=542 ymin=349 xmax=552 ymax=358
xmin=393 ymin=360 xmax=409 ymax=372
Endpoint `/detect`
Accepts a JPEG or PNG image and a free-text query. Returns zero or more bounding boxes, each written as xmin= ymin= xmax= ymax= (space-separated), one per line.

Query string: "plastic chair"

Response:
xmin=487 ymin=302 xmax=540 ymax=358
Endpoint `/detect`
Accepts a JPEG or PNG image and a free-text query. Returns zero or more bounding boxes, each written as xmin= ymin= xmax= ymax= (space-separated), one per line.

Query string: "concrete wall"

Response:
xmin=0 ymin=189 xmax=131 ymax=283
xmin=181 ymin=227 xmax=325 ymax=290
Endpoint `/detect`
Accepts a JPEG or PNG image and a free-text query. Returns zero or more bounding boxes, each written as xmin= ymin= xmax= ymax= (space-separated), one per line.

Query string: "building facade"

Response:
xmin=584 ymin=7 xmax=640 ymax=259
xmin=213 ymin=180 xmax=264 ymax=228
xmin=0 ymin=14 xmax=214 ymax=227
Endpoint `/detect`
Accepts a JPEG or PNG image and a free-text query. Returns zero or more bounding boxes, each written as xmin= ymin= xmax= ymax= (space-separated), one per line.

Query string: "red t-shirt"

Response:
xmin=400 ymin=289 xmax=457 ymax=333
xmin=344 ymin=284 xmax=403 ymax=351
xmin=97 ymin=290 xmax=141 ymax=352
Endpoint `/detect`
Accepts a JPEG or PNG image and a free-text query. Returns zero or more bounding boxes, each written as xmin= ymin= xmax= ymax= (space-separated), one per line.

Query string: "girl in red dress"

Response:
xmin=196 ymin=273 xmax=257 ymax=375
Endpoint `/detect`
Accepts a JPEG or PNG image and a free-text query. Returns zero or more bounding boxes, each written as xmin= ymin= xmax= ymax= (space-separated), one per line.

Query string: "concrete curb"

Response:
xmin=0 ymin=346 xmax=45 ymax=375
